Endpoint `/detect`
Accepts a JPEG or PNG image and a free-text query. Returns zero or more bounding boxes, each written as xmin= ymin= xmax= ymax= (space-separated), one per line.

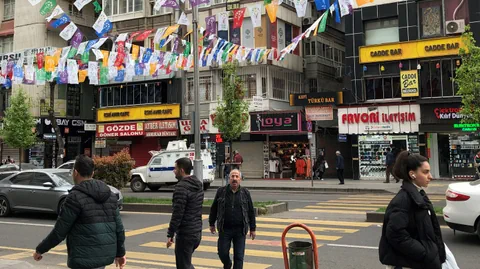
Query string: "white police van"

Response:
xmin=129 ymin=140 xmax=215 ymax=192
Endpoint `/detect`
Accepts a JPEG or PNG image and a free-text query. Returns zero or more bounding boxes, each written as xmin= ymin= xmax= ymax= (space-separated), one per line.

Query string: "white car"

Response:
xmin=443 ymin=180 xmax=480 ymax=239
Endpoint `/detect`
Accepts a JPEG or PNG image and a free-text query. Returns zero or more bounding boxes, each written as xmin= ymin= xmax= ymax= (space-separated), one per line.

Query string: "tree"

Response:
xmin=1 ymin=88 xmax=37 ymax=169
xmin=454 ymin=28 xmax=480 ymax=124
xmin=213 ymin=62 xmax=249 ymax=160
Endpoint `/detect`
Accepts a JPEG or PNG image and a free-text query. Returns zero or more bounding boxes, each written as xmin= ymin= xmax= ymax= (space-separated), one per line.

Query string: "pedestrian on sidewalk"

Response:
xmin=384 ymin=148 xmax=396 ymax=183
xmin=379 ymin=151 xmax=445 ymax=269
xmin=233 ymin=150 xmax=244 ymax=170
xmin=474 ymin=150 xmax=480 ymax=180
xmin=209 ymin=169 xmax=256 ymax=269
xmin=167 ymin=157 xmax=204 ymax=269
xmin=313 ymin=151 xmax=326 ymax=180
xmin=335 ymin=151 xmax=345 ymax=185
xmin=33 ymin=155 xmax=126 ymax=269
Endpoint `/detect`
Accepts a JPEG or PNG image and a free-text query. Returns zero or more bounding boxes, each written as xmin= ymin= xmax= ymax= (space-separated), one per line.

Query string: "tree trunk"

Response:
xmin=48 ymin=82 xmax=64 ymax=168
xmin=18 ymin=148 xmax=22 ymax=170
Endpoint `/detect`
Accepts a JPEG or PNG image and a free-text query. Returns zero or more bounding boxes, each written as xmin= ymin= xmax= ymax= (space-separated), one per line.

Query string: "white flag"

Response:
xmin=77 ymin=42 xmax=88 ymax=55
xmin=217 ymin=12 xmax=229 ymax=31
xmin=154 ymin=0 xmax=167 ymax=11
xmin=248 ymin=4 xmax=262 ymax=28
xmin=25 ymin=66 xmax=35 ymax=81
xmin=108 ymin=66 xmax=117 ymax=80
xmin=28 ymin=0 xmax=42 ymax=6
xmin=91 ymin=38 xmax=108 ymax=49
xmin=116 ymin=33 xmax=128 ymax=43
xmin=154 ymin=27 xmax=167 ymax=44
xmin=177 ymin=12 xmax=189 ymax=25
xmin=92 ymin=12 xmax=108 ymax=34
xmin=67 ymin=59 xmax=79 ymax=84
xmin=294 ymin=0 xmax=308 ymax=18
xmin=46 ymin=5 xmax=64 ymax=22
xmin=88 ymin=62 xmax=99 ymax=85
xmin=339 ymin=0 xmax=353 ymax=17
xmin=74 ymin=0 xmax=92 ymax=11
xmin=108 ymin=52 xmax=117 ymax=67
xmin=60 ymin=22 xmax=78 ymax=41
xmin=0 ymin=60 xmax=6 ymax=76
xmin=92 ymin=49 xmax=104 ymax=60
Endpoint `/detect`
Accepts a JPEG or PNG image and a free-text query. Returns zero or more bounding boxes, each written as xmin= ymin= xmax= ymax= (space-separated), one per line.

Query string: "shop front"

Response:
xmin=96 ymin=104 xmax=181 ymax=167
xmin=338 ymin=104 xmax=421 ymax=180
xmin=420 ymin=102 xmax=479 ymax=179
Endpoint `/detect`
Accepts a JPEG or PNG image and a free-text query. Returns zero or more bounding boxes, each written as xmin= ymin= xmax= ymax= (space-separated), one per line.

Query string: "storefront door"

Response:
xmin=438 ymin=134 xmax=451 ymax=178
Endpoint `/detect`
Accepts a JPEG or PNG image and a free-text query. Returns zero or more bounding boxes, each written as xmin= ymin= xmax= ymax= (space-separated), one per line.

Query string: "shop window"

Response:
xmin=318 ymin=42 xmax=324 ymax=57
xmin=127 ymin=85 xmax=134 ymax=105
xmin=262 ymin=77 xmax=267 ymax=96
xmin=113 ymin=86 xmax=121 ymax=105
xmin=107 ymin=88 xmax=113 ymax=106
xmin=393 ymin=77 xmax=401 ymax=98
xmin=3 ymin=0 xmax=14 ymax=20
xmin=365 ymin=77 xmax=400 ymax=100
xmin=419 ymin=0 xmax=443 ymax=38
xmin=420 ymin=60 xmax=458 ymax=98
xmin=133 ymin=84 xmax=141 ymax=104
xmin=364 ymin=18 xmax=399 ymax=46
xmin=442 ymin=60 xmax=453 ymax=96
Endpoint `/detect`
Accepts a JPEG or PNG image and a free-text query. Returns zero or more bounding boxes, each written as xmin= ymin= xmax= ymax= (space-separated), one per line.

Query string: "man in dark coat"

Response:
xmin=33 ymin=155 xmax=126 ymax=269
xmin=335 ymin=151 xmax=345 ymax=184
xmin=167 ymin=157 xmax=204 ymax=269
xmin=384 ymin=148 xmax=396 ymax=183
xmin=209 ymin=169 xmax=256 ymax=269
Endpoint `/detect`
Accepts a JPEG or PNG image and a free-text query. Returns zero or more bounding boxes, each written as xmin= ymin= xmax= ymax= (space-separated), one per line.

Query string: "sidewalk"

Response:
xmin=212 ymin=178 xmax=454 ymax=195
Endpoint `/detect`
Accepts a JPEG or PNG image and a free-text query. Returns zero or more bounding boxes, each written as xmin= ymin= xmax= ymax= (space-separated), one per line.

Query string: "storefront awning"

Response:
xmin=0 ymin=20 xmax=14 ymax=37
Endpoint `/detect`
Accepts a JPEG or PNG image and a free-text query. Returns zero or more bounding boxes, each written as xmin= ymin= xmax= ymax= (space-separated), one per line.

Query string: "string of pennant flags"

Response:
xmin=8 ymin=0 xmax=354 ymax=88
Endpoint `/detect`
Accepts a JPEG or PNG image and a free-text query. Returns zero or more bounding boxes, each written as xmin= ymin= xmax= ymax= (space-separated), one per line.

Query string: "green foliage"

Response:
xmin=454 ymin=27 xmax=480 ymax=123
xmin=2 ymin=89 xmax=36 ymax=150
xmin=93 ymin=149 xmax=135 ymax=189
xmin=213 ymin=62 xmax=249 ymax=141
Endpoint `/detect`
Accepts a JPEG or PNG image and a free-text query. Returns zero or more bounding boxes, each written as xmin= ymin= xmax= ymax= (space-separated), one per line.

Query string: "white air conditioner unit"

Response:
xmin=446 ymin=19 xmax=466 ymax=35
xmin=303 ymin=17 xmax=314 ymax=26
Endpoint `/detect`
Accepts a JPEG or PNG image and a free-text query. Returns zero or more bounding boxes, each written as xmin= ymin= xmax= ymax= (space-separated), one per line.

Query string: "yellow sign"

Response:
xmin=97 ymin=104 xmax=181 ymax=123
xmin=359 ymin=36 xmax=466 ymax=64
xmin=400 ymin=70 xmax=419 ymax=97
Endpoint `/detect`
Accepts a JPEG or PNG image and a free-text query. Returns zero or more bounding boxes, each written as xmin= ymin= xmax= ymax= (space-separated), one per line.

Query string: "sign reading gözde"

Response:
xmin=400 ymin=70 xmax=419 ymax=97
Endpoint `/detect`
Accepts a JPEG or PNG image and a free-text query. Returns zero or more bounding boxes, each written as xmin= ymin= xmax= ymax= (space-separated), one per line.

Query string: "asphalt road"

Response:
xmin=0 ymin=192 xmax=476 ymax=269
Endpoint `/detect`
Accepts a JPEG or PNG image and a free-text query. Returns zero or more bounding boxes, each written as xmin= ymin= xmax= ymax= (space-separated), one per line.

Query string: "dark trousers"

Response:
xmin=337 ymin=169 xmax=344 ymax=184
xmin=218 ymin=227 xmax=246 ymax=269
xmin=385 ymin=165 xmax=393 ymax=183
xmin=175 ymin=233 xmax=202 ymax=269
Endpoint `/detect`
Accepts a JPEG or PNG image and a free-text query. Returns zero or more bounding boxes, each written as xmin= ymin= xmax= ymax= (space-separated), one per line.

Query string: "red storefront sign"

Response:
xmin=179 ymin=119 xmax=209 ymax=135
xmin=96 ymin=122 xmax=144 ymax=138
xmin=341 ymin=111 xmax=417 ymax=124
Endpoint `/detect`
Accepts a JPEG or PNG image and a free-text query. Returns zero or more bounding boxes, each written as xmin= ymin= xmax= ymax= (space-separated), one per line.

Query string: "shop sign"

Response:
xmin=306 ymin=106 xmax=334 ymax=121
xmin=96 ymin=122 xmax=144 ymax=138
xmin=359 ymin=36 xmax=466 ymax=64
xmin=144 ymin=120 xmax=178 ymax=131
xmin=68 ymin=136 xmax=81 ymax=143
xmin=250 ymin=112 xmax=300 ymax=133
xmin=84 ymin=123 xmax=96 ymax=131
xmin=338 ymin=134 xmax=347 ymax=142
xmin=43 ymin=133 xmax=56 ymax=140
xmin=145 ymin=130 xmax=178 ymax=137
xmin=252 ymin=96 xmax=266 ymax=110
xmin=338 ymin=104 xmax=421 ymax=134
xmin=453 ymin=123 xmax=480 ymax=132
xmin=95 ymin=139 xmax=106 ymax=148
xmin=290 ymin=92 xmax=342 ymax=106
xmin=179 ymin=119 xmax=209 ymax=135
xmin=0 ymin=47 xmax=56 ymax=62
xmin=435 ymin=107 xmax=465 ymax=120
xmin=400 ymin=70 xmax=419 ymax=97
xmin=96 ymin=104 xmax=181 ymax=123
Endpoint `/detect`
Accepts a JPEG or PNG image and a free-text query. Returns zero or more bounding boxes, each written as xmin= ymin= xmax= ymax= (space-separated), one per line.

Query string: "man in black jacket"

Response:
xmin=209 ymin=169 xmax=256 ymax=269
xmin=167 ymin=157 xmax=204 ymax=269
xmin=33 ymin=155 xmax=126 ymax=269
xmin=335 ymin=151 xmax=345 ymax=185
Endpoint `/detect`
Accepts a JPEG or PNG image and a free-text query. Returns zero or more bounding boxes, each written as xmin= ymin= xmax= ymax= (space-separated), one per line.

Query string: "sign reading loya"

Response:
xmin=400 ymin=70 xmax=419 ymax=97
xmin=250 ymin=112 xmax=301 ymax=133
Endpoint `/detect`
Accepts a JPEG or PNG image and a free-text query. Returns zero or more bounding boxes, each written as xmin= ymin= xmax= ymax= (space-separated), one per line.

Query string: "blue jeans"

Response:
xmin=218 ymin=227 xmax=246 ymax=269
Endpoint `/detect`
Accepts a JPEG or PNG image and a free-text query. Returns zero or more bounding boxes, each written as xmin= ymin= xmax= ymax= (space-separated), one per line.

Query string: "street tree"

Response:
xmin=454 ymin=28 xmax=480 ymax=124
xmin=213 ymin=62 xmax=249 ymax=161
xmin=1 ymin=88 xmax=37 ymax=169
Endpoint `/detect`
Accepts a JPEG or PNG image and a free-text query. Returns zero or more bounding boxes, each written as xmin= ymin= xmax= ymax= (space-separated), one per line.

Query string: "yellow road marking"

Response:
xmin=305 ymin=205 xmax=379 ymax=211
xmin=257 ymin=217 xmax=373 ymax=227
xmin=126 ymin=251 xmax=271 ymax=269
xmin=326 ymin=200 xmax=389 ymax=205
xmin=0 ymin=251 xmax=32 ymax=260
xmin=338 ymin=197 xmax=442 ymax=202
xmin=316 ymin=202 xmax=384 ymax=207
xmin=141 ymin=242 xmax=285 ymax=259
xmin=202 ymin=236 xmax=285 ymax=247
xmin=256 ymin=223 xmax=358 ymax=233
xmin=291 ymin=209 xmax=367 ymax=215
xmin=127 ymin=258 xmax=218 ymax=269
xmin=203 ymin=229 xmax=341 ymax=241
xmin=125 ymin=223 xmax=170 ymax=237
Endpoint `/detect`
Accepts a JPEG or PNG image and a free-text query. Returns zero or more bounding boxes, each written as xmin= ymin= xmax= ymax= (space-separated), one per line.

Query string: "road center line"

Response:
xmin=326 ymin=243 xmax=379 ymax=250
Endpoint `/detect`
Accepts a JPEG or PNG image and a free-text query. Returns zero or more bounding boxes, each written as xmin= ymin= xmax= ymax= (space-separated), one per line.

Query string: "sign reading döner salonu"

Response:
xmin=96 ymin=122 xmax=144 ymax=137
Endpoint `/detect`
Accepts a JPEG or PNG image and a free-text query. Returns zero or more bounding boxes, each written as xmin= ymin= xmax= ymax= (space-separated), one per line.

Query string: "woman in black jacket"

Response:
xmin=379 ymin=151 xmax=446 ymax=269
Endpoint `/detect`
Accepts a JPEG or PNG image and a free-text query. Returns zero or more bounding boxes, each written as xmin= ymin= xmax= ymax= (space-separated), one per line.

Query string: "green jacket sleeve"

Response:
xmin=36 ymin=194 xmax=81 ymax=254
xmin=115 ymin=208 xmax=126 ymax=257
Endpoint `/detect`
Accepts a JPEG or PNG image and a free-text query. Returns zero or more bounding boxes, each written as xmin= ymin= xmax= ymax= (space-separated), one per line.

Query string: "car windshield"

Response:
xmin=52 ymin=172 xmax=74 ymax=186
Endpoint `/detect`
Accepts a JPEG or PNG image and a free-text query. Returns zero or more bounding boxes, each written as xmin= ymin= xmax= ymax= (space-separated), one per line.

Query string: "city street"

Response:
xmin=0 ymin=191 xmax=477 ymax=269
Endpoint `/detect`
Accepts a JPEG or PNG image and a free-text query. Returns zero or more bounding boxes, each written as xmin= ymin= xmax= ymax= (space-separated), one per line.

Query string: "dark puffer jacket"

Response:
xmin=379 ymin=180 xmax=446 ymax=269
xmin=36 ymin=180 xmax=125 ymax=269
xmin=167 ymin=175 xmax=204 ymax=237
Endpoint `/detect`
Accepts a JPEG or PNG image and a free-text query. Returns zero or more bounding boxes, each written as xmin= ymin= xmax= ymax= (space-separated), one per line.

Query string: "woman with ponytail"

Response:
xmin=379 ymin=151 xmax=446 ymax=269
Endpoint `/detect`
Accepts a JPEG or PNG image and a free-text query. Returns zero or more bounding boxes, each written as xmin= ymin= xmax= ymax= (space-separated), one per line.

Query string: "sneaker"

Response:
xmin=290 ymin=178 xmax=295 ymax=181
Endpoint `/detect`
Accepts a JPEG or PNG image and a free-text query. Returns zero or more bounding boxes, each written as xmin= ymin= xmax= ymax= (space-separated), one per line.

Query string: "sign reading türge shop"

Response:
xmin=97 ymin=104 xmax=180 ymax=122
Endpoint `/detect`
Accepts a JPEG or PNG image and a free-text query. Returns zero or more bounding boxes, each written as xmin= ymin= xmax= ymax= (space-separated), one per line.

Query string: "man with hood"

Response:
xmin=33 ymin=155 xmax=126 ymax=269
xmin=167 ymin=157 xmax=204 ymax=269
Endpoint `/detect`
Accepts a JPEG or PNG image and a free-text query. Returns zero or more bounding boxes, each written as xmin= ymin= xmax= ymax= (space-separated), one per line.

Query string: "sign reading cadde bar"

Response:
xmin=400 ymin=70 xmax=419 ymax=97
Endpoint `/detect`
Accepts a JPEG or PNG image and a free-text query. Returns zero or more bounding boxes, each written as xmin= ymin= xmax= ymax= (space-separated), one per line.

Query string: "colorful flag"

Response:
xmin=334 ymin=0 xmax=341 ymax=23
xmin=93 ymin=11 xmax=112 ymax=37
xmin=205 ymin=15 xmax=217 ymax=35
xmin=115 ymin=69 xmax=125 ymax=82
xmin=36 ymin=68 xmax=46 ymax=85
xmin=40 ymin=0 xmax=57 ymax=16
xmin=339 ymin=0 xmax=353 ymax=17
xmin=81 ymin=51 xmax=89 ymax=64
xmin=294 ymin=0 xmax=308 ymax=17
xmin=51 ymin=14 xmax=71 ymax=28
xmin=163 ymin=0 xmax=179 ymax=8
xmin=314 ymin=0 xmax=328 ymax=11
xmin=74 ymin=0 xmax=92 ymax=11
xmin=67 ymin=47 xmax=78 ymax=59
xmin=46 ymin=5 xmax=64 ymax=22
xmin=136 ymin=29 xmax=154 ymax=41
xmin=77 ymin=42 xmax=88 ymax=55
xmin=248 ymin=3 xmax=262 ymax=28
xmin=78 ymin=69 xmax=87 ymax=83
xmin=67 ymin=59 xmax=79 ymax=84
xmin=88 ymin=61 xmax=99 ymax=84
xmin=28 ymin=0 xmax=43 ymax=6
xmin=217 ymin=12 xmax=229 ymax=31
xmin=45 ymin=56 xmax=55 ymax=72
xmin=265 ymin=3 xmax=279 ymax=23
xmin=154 ymin=0 xmax=167 ymax=11
xmin=99 ymin=67 xmax=108 ymax=84
xmin=132 ymin=45 xmax=140 ymax=60
xmin=162 ymin=25 xmax=179 ymax=39
xmin=233 ymin=8 xmax=246 ymax=29
xmin=36 ymin=53 xmax=44 ymax=69
xmin=60 ymin=22 xmax=78 ymax=41
xmin=93 ymin=0 xmax=102 ymax=13
xmin=318 ymin=11 xmax=329 ymax=33
xmin=70 ymin=30 xmax=83 ymax=48
xmin=189 ymin=0 xmax=209 ymax=7
xmin=178 ymin=12 xmax=189 ymax=25
xmin=91 ymin=37 xmax=108 ymax=49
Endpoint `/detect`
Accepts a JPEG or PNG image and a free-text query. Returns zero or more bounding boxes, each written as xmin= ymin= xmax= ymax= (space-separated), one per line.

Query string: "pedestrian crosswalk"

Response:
xmin=291 ymin=194 xmax=446 ymax=215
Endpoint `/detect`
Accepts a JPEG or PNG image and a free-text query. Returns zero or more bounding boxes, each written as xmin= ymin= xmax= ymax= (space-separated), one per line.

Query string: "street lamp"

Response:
xmin=192 ymin=3 xmax=203 ymax=182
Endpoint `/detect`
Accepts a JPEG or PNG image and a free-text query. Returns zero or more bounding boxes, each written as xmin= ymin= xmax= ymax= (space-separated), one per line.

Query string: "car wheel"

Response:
xmin=0 ymin=196 xmax=11 ymax=217
xmin=148 ymin=185 xmax=160 ymax=192
xmin=477 ymin=219 xmax=480 ymax=240
xmin=203 ymin=183 xmax=210 ymax=191
xmin=131 ymin=177 xmax=146 ymax=192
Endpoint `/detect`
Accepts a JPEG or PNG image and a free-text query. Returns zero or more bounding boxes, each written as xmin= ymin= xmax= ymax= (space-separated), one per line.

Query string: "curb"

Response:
xmin=212 ymin=186 xmax=394 ymax=194
xmin=122 ymin=202 xmax=289 ymax=216
xmin=366 ymin=212 xmax=446 ymax=225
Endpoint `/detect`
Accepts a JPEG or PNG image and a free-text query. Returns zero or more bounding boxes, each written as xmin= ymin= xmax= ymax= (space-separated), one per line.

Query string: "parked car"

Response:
xmin=0 ymin=163 xmax=38 ymax=172
xmin=443 ymin=179 xmax=480 ymax=239
xmin=57 ymin=160 xmax=75 ymax=170
xmin=0 ymin=169 xmax=123 ymax=217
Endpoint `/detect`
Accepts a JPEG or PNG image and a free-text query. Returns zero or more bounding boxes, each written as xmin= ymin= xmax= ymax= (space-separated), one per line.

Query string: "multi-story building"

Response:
xmin=342 ymin=0 xmax=480 ymax=180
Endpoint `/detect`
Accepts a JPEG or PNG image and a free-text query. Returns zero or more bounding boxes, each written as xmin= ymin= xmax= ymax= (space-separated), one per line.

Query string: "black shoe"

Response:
xmin=339 ymin=183 xmax=345 ymax=185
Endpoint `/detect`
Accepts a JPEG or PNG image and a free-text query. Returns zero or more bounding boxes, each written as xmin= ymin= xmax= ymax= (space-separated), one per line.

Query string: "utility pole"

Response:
xmin=192 ymin=3 xmax=203 ymax=182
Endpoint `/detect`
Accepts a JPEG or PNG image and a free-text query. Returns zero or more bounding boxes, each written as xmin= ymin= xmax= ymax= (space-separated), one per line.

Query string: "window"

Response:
xmin=365 ymin=77 xmax=400 ymax=100
xmin=285 ymin=24 xmax=293 ymax=47
xmin=150 ymin=157 xmax=162 ymax=166
xmin=3 ymin=0 xmax=14 ymax=20
xmin=68 ymin=4 xmax=83 ymax=17
xmin=419 ymin=1 xmax=443 ymax=38
xmin=0 ymin=36 xmax=13 ymax=54
xmin=187 ymin=76 xmax=214 ymax=103
xmin=213 ymin=0 xmax=226 ymax=4
xmin=308 ymin=78 xmax=317 ymax=93
xmin=304 ymin=41 xmax=311 ymax=56
xmin=420 ymin=59 xmax=458 ymax=98
xmin=99 ymin=82 xmax=168 ymax=107
xmin=311 ymin=42 xmax=316 ymax=56
xmin=10 ymin=173 xmax=33 ymax=185
xmin=103 ymin=0 xmax=143 ymax=16
xmin=30 ymin=173 xmax=53 ymax=186
xmin=271 ymin=70 xmax=302 ymax=101
xmin=364 ymin=18 xmax=399 ymax=45
xmin=239 ymin=74 xmax=256 ymax=98
xmin=67 ymin=85 xmax=81 ymax=117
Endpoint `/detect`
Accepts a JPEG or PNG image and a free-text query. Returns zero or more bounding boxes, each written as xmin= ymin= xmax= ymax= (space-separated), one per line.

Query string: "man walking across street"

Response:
xmin=384 ymin=148 xmax=395 ymax=183
xmin=33 ymin=155 xmax=126 ymax=269
xmin=232 ymin=150 xmax=244 ymax=169
xmin=209 ymin=169 xmax=256 ymax=269
xmin=167 ymin=157 xmax=204 ymax=269
xmin=336 ymin=151 xmax=345 ymax=185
